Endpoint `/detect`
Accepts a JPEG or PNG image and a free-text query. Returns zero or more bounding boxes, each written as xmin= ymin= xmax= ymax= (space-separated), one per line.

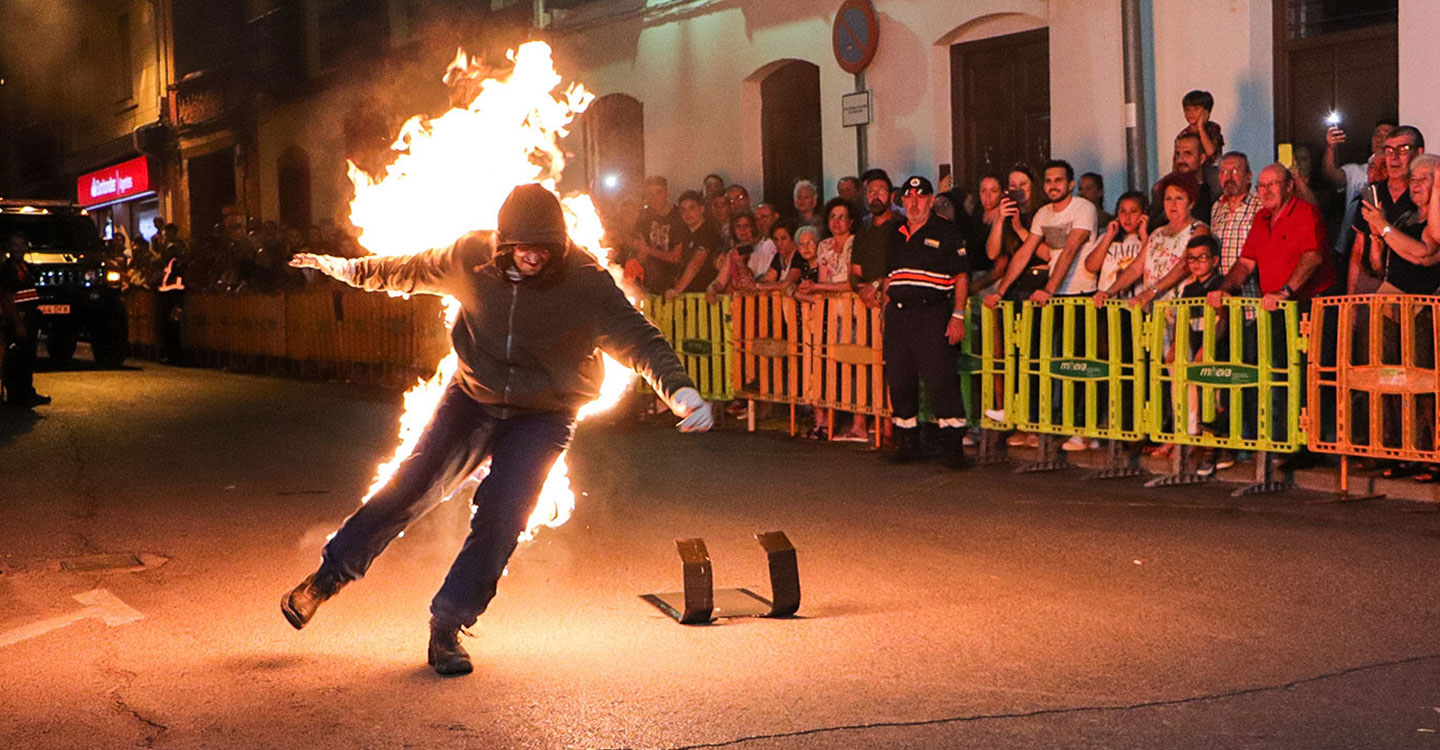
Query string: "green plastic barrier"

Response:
xmin=1145 ymin=297 xmax=1304 ymax=453
xmin=913 ymin=298 xmax=987 ymax=424
xmin=979 ymin=301 xmax=1017 ymax=431
xmin=1009 ymin=298 xmax=1147 ymax=441
xmin=642 ymin=293 xmax=735 ymax=401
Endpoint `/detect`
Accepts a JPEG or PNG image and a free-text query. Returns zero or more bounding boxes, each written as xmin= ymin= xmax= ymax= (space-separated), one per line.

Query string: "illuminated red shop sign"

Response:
xmin=77 ymin=156 xmax=151 ymax=208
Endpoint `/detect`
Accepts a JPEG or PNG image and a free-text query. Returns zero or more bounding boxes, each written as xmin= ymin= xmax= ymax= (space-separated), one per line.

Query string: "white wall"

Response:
xmin=556 ymin=0 xmax=1063 ymax=201
xmin=1150 ymin=0 xmax=1273 ymax=179
xmin=1399 ymin=0 xmax=1440 ymax=139
xmin=1048 ymin=0 xmax=1127 ymax=206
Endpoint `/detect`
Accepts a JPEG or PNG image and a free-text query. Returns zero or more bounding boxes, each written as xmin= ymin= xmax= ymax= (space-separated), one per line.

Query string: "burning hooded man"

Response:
xmin=285 ymin=183 xmax=712 ymax=675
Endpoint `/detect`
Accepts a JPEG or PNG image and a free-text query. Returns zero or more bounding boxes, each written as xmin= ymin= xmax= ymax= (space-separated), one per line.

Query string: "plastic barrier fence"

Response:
xmin=123 ymin=290 xmax=160 ymax=348
xmin=643 ymin=293 xmax=734 ymax=401
xmin=801 ymin=293 xmax=887 ymax=417
xmin=1008 ymin=298 xmax=1147 ymax=441
xmin=1307 ymin=294 xmax=1439 ymax=461
xmin=980 ymin=301 xmax=1017 ymax=431
xmin=731 ymin=292 xmax=801 ymax=405
xmin=1145 ymin=297 xmax=1304 ymax=453
xmin=955 ymin=298 xmax=989 ymax=425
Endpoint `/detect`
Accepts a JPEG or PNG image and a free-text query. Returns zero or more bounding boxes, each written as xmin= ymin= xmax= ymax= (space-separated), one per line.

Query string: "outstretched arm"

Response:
xmin=291 ymin=244 xmax=463 ymax=296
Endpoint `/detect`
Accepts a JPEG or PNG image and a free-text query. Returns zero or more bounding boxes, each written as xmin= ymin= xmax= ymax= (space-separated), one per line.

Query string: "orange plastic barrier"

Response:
xmin=123 ymin=290 xmax=160 ymax=348
xmin=731 ymin=291 xmax=802 ymax=405
xmin=801 ymin=292 xmax=888 ymax=417
xmin=1307 ymin=295 xmax=1439 ymax=465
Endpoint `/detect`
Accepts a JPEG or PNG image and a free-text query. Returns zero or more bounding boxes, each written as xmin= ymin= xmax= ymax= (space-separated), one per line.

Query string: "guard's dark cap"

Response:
xmin=901 ymin=175 xmax=934 ymax=196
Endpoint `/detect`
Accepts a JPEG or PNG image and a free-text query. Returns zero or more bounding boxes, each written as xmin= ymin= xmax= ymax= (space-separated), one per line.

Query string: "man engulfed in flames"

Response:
xmin=277 ymin=43 xmax=713 ymax=676
xmin=284 ymin=184 xmax=713 ymax=675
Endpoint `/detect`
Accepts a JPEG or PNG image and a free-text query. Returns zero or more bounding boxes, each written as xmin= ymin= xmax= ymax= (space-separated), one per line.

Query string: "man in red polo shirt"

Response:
xmin=1205 ymin=163 xmax=1334 ymax=468
xmin=1206 ymin=163 xmax=1335 ymax=309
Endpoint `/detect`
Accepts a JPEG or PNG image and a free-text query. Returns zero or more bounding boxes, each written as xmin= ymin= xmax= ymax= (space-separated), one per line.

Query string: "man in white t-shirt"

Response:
xmin=1008 ymin=160 xmax=1098 ymax=301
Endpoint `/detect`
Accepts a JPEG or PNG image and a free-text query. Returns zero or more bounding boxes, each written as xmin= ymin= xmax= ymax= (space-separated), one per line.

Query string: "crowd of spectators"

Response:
xmin=596 ymin=89 xmax=1439 ymax=476
xmin=111 ymin=88 xmax=1439 ymax=475
xmin=110 ymin=215 xmax=368 ymax=294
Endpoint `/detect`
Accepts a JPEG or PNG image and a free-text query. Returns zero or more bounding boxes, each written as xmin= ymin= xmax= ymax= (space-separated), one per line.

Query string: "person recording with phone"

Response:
xmin=1351 ymin=126 xmax=1426 ymax=293
xmin=1323 ymin=116 xmax=1396 ymax=270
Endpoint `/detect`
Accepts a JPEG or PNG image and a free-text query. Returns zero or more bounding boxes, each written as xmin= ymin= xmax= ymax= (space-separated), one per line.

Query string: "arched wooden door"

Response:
xmin=579 ymin=93 xmax=645 ymax=199
xmin=761 ymin=61 xmax=823 ymax=216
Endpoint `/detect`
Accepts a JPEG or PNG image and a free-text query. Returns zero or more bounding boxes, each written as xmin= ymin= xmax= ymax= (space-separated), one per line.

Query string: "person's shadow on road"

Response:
xmin=0 ymin=408 xmax=42 ymax=448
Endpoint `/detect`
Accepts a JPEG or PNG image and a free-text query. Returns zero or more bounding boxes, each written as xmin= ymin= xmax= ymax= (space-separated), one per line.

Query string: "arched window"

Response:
xmin=760 ymin=60 xmax=822 ymax=216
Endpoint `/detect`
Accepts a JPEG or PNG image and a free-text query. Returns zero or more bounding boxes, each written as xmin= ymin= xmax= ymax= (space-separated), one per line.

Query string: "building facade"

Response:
xmin=4 ymin=0 xmax=1433 ymax=243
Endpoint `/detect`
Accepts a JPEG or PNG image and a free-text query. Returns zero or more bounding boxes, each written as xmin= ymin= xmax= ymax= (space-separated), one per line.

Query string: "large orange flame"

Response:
xmin=345 ymin=41 xmax=630 ymax=541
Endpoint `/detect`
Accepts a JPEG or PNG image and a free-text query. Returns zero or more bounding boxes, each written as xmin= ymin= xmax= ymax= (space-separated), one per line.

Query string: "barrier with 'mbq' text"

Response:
xmin=1306 ymin=294 xmax=1440 ymax=498
xmin=994 ymin=298 xmax=1147 ymax=475
xmin=1008 ymin=298 xmax=1147 ymax=441
xmin=1145 ymin=297 xmax=1304 ymax=453
xmin=643 ymin=293 xmax=734 ymax=401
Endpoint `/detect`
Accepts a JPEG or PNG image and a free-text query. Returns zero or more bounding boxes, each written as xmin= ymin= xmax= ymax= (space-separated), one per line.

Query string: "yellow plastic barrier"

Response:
xmin=1009 ymin=298 xmax=1147 ymax=441
xmin=980 ymin=301 xmax=1018 ymax=431
xmin=643 ymin=293 xmax=734 ymax=401
xmin=1146 ymin=297 xmax=1304 ymax=453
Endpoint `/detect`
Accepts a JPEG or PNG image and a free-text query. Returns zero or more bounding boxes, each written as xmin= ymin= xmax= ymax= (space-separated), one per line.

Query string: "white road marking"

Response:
xmin=0 ymin=589 xmax=144 ymax=648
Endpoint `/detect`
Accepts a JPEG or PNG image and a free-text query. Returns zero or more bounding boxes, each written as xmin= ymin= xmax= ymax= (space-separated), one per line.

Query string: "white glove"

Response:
xmin=289 ymin=253 xmax=353 ymax=282
xmin=670 ymin=387 xmax=713 ymax=433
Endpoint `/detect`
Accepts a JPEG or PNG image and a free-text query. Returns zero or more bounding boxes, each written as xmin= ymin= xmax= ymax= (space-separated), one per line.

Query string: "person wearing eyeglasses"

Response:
xmin=1350 ymin=126 xmax=1426 ymax=288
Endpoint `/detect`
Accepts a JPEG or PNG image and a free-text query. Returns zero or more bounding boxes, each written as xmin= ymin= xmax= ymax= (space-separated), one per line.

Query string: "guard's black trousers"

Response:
xmin=883 ymin=301 xmax=965 ymax=427
xmin=321 ymin=384 xmax=575 ymax=628
xmin=1 ymin=313 xmax=39 ymax=402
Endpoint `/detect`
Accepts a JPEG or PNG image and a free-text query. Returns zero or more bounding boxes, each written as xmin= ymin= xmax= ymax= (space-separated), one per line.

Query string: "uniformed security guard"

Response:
xmin=1 ymin=233 xmax=49 ymax=408
xmin=883 ymin=176 xmax=969 ymax=467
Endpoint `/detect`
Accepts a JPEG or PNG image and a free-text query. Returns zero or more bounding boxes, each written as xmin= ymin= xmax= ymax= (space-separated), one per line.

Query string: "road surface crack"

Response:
xmin=618 ymin=650 xmax=1440 ymax=750
xmin=105 ymin=667 xmax=168 ymax=747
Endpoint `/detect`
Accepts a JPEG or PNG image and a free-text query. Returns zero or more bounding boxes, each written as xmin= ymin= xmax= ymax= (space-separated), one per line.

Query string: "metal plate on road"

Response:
xmin=58 ymin=553 xmax=144 ymax=572
xmin=642 ymin=588 xmax=773 ymax=621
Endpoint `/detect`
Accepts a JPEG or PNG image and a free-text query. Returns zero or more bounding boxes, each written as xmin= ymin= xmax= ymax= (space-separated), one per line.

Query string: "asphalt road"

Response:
xmin=4 ymin=357 xmax=1440 ymax=749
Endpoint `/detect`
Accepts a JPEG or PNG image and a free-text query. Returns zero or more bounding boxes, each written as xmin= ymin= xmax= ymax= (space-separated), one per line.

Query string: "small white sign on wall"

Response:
xmin=842 ymin=91 xmax=872 ymax=127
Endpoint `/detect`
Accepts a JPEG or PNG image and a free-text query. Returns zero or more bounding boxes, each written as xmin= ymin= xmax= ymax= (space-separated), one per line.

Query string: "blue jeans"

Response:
xmin=322 ymin=384 xmax=575 ymax=628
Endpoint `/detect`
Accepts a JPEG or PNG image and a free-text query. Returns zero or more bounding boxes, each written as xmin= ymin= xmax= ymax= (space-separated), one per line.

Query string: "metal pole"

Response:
xmin=1121 ymin=0 xmax=1149 ymax=192
xmin=854 ymin=71 xmax=868 ymax=175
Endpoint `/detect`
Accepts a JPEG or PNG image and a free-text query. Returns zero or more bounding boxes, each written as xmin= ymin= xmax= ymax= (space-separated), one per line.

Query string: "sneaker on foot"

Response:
xmin=984 ymin=408 xmax=1007 ymax=422
xmin=1061 ymin=435 xmax=1088 ymax=452
xmin=1005 ymin=433 xmax=1028 ymax=447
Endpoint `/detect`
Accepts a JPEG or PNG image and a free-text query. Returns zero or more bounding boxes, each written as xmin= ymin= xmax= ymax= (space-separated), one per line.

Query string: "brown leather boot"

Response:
xmin=427 ymin=619 xmax=473 ymax=676
xmin=280 ymin=569 xmax=344 ymax=630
